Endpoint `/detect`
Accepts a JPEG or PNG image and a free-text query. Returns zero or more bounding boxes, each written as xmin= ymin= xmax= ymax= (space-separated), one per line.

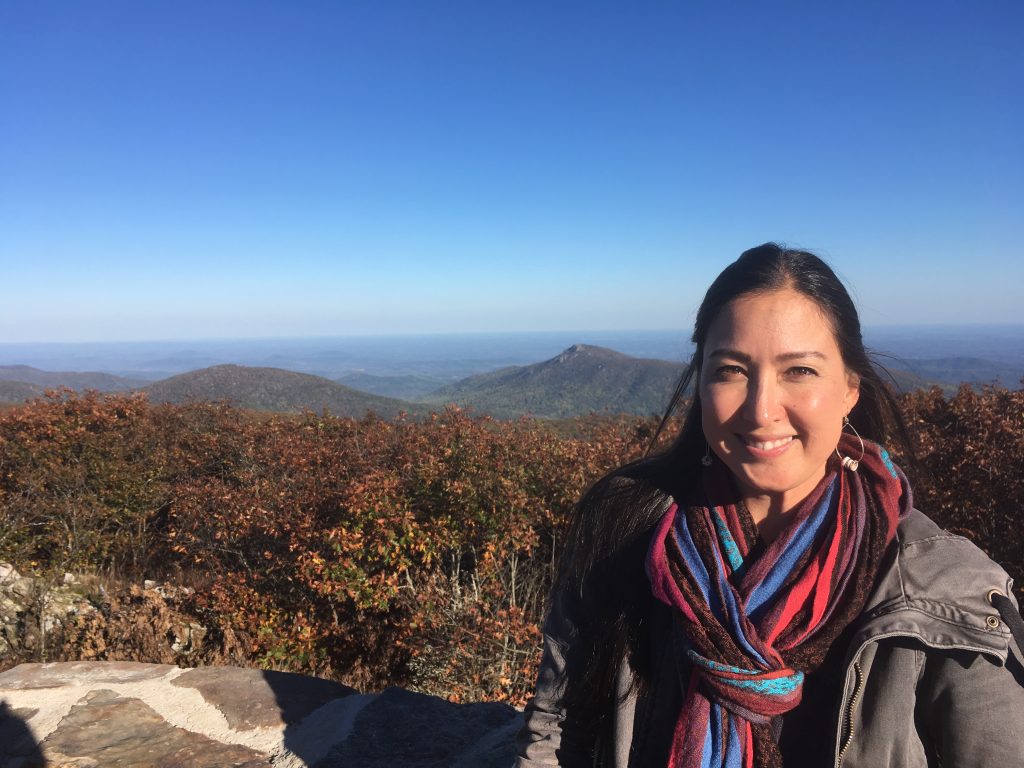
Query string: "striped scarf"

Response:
xmin=646 ymin=436 xmax=908 ymax=768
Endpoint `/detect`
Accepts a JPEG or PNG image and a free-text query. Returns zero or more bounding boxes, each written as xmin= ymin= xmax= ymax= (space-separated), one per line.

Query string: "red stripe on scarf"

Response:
xmin=809 ymin=472 xmax=848 ymax=628
xmin=768 ymin=485 xmax=847 ymax=648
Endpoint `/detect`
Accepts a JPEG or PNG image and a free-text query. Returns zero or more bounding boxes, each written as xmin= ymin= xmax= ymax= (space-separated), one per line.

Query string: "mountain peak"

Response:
xmin=423 ymin=345 xmax=682 ymax=418
xmin=554 ymin=344 xmax=620 ymax=363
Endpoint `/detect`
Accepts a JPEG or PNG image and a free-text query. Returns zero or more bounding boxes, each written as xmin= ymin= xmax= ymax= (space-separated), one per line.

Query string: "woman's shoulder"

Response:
xmin=859 ymin=507 xmax=1016 ymax=661
xmin=894 ymin=508 xmax=1012 ymax=591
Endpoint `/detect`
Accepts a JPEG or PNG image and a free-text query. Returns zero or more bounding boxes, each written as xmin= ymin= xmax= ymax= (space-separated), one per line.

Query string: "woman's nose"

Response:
xmin=742 ymin=375 xmax=782 ymax=425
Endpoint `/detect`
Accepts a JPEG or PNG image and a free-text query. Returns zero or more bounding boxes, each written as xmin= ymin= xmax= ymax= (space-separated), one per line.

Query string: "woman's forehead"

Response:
xmin=704 ymin=289 xmax=840 ymax=354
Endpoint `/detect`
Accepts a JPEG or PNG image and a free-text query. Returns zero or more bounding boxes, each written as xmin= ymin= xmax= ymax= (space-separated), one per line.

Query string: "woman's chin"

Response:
xmin=731 ymin=462 xmax=827 ymax=502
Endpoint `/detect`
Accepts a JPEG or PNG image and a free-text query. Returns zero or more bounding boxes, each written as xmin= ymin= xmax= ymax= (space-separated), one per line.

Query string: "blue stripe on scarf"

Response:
xmin=691 ymin=515 xmax=766 ymax=665
xmin=676 ymin=519 xmax=768 ymax=666
xmin=690 ymin=652 xmax=804 ymax=695
xmin=714 ymin=565 xmax=766 ymax=665
xmin=701 ymin=726 xmax=713 ymax=768
xmin=686 ymin=512 xmax=767 ymax=666
xmin=881 ymin=448 xmax=898 ymax=478
xmin=721 ymin=671 xmax=804 ymax=695
xmin=725 ymin=717 xmax=741 ymax=767
xmin=712 ymin=511 xmax=744 ymax=572
xmin=709 ymin=702 xmax=722 ymax=765
xmin=747 ymin=478 xmax=838 ymax=618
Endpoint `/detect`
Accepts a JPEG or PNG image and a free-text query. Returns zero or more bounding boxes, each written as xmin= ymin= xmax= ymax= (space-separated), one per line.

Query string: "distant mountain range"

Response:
xmin=1 ymin=346 xmax=1021 ymax=418
xmin=0 ymin=365 xmax=144 ymax=392
xmin=882 ymin=357 xmax=1023 ymax=387
xmin=335 ymin=372 xmax=450 ymax=401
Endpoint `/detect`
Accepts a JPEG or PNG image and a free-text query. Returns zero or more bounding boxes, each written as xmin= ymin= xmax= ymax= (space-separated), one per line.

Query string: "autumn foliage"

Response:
xmin=0 ymin=386 xmax=1021 ymax=705
xmin=0 ymin=391 xmax=649 ymax=703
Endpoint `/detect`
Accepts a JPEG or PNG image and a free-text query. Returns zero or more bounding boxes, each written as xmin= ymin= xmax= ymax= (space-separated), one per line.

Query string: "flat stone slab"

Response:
xmin=0 ymin=661 xmax=522 ymax=767
xmin=172 ymin=667 xmax=356 ymax=731
xmin=42 ymin=689 xmax=269 ymax=767
xmin=0 ymin=661 xmax=174 ymax=690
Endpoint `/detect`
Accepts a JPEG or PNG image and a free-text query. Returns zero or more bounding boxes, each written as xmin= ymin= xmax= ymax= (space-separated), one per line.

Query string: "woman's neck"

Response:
xmin=743 ymin=493 xmax=797 ymax=544
xmin=739 ymin=466 xmax=831 ymax=543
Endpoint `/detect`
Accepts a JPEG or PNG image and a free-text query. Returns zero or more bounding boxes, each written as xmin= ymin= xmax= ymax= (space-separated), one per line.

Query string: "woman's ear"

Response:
xmin=844 ymin=372 xmax=861 ymax=413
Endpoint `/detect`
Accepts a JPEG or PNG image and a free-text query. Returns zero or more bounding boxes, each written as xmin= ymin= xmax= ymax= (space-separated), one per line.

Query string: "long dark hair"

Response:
xmin=553 ymin=243 xmax=915 ymax=736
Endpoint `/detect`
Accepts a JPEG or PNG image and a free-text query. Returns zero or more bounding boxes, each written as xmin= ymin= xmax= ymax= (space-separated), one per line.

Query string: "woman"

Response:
xmin=515 ymin=244 xmax=1024 ymax=767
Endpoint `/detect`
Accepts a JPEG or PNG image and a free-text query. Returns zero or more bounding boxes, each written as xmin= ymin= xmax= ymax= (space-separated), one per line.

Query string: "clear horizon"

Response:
xmin=2 ymin=2 xmax=1022 ymax=342
xmin=2 ymin=321 xmax=1023 ymax=348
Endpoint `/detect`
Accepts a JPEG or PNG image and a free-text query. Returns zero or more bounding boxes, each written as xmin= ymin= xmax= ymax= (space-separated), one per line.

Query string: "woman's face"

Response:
xmin=699 ymin=287 xmax=860 ymax=513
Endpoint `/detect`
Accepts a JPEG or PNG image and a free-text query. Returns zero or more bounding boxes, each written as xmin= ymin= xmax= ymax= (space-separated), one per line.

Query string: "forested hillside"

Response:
xmin=420 ymin=344 xmax=683 ymax=417
xmin=143 ymin=364 xmax=420 ymax=418
xmin=0 ymin=386 xmax=1021 ymax=706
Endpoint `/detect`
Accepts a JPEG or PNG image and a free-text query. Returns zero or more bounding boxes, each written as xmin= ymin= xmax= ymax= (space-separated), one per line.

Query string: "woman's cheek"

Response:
xmin=792 ymin=387 xmax=827 ymax=415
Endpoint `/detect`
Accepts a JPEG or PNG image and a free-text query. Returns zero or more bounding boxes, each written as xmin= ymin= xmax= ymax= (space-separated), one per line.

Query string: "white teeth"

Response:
xmin=747 ymin=436 xmax=793 ymax=450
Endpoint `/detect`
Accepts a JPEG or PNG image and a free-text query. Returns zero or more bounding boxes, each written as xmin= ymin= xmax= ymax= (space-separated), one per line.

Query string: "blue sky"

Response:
xmin=1 ymin=1 xmax=1022 ymax=342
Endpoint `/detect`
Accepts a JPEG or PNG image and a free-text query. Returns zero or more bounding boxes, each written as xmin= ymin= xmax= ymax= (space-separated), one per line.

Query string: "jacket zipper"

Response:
xmin=831 ymin=631 xmax=1007 ymax=767
xmin=835 ymin=661 xmax=863 ymax=766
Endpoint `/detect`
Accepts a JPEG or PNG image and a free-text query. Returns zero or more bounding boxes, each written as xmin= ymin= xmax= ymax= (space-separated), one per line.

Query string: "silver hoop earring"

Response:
xmin=701 ymin=443 xmax=713 ymax=467
xmin=836 ymin=416 xmax=865 ymax=472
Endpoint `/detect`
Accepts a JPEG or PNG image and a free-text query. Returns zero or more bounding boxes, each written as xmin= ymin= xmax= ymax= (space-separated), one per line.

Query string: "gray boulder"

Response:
xmin=0 ymin=661 xmax=520 ymax=767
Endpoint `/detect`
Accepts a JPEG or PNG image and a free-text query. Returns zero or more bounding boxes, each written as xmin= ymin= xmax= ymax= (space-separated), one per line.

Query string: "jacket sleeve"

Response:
xmin=513 ymin=588 xmax=595 ymax=768
xmin=513 ymin=472 xmax=670 ymax=767
xmin=917 ymin=604 xmax=1024 ymax=766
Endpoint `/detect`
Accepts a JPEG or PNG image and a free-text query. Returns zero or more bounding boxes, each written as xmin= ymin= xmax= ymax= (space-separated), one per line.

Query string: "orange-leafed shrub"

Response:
xmin=0 ymin=392 xmax=654 ymax=703
xmin=1 ymin=386 xmax=1021 ymax=705
xmin=899 ymin=385 xmax=1024 ymax=592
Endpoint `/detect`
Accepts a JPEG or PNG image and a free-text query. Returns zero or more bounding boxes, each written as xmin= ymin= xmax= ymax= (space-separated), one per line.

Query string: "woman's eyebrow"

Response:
xmin=776 ymin=351 xmax=827 ymax=362
xmin=707 ymin=349 xmax=827 ymax=362
xmin=707 ymin=348 xmax=750 ymax=362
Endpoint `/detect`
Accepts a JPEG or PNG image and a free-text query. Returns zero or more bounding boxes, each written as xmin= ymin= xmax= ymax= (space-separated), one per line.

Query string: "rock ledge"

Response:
xmin=0 ymin=661 xmax=519 ymax=767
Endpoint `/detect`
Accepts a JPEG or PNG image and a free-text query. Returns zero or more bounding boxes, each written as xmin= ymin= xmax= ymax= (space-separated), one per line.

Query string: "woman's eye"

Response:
xmin=713 ymin=365 xmax=746 ymax=379
xmin=787 ymin=366 xmax=818 ymax=377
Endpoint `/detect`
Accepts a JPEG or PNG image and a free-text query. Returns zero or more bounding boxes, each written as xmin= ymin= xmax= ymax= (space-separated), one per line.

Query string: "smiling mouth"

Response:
xmin=742 ymin=435 xmax=795 ymax=451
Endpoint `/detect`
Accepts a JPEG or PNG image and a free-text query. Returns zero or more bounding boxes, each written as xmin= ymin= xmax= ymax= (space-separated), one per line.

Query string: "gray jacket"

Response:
xmin=516 ymin=507 xmax=1024 ymax=767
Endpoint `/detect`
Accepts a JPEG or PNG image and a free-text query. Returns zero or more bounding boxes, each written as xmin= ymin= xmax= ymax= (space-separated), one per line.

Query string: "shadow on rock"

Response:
xmin=0 ymin=701 xmax=45 ymax=768
xmin=316 ymin=687 xmax=520 ymax=768
xmin=263 ymin=672 xmax=521 ymax=768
